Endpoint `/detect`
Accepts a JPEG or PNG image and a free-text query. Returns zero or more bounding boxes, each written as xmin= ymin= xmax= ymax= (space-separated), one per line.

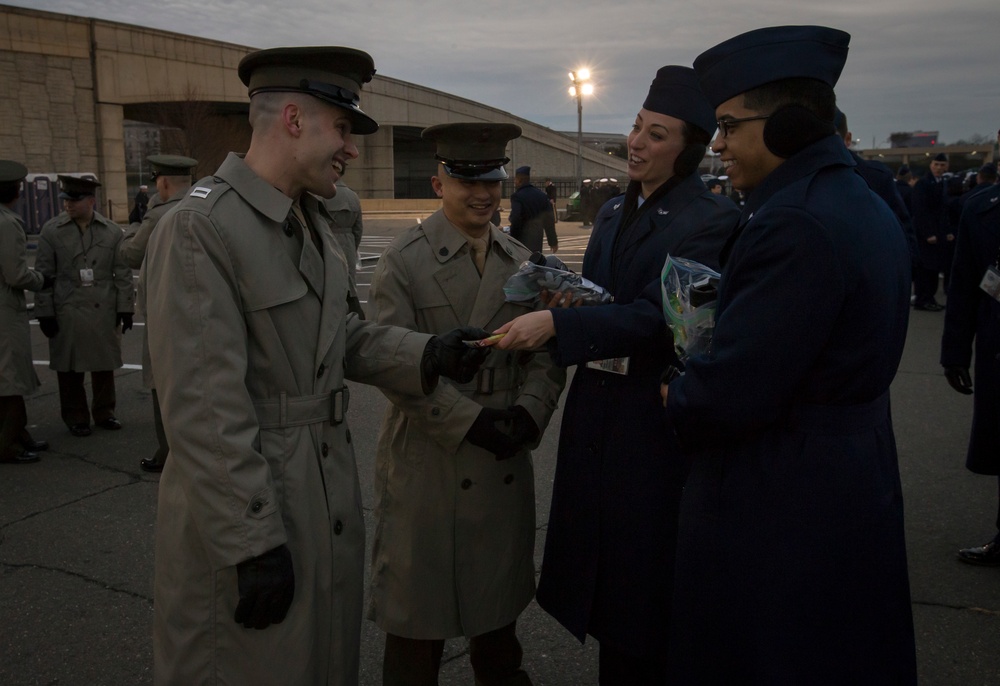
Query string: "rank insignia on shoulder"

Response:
xmin=190 ymin=187 xmax=212 ymax=199
xmin=657 ymin=208 xmax=669 ymax=215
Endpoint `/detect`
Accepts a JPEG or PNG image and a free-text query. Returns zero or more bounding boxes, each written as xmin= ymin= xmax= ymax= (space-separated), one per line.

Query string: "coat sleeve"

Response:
xmin=0 ymin=217 xmax=44 ymax=292
xmin=940 ymin=205 xmax=984 ymax=368
xmin=111 ymin=228 xmax=134 ymax=313
xmin=32 ymin=228 xmax=56 ymax=318
xmin=146 ymin=209 xmax=287 ymax=569
xmin=119 ymin=209 xmax=160 ymax=269
xmin=370 ymin=244 xmax=483 ymax=453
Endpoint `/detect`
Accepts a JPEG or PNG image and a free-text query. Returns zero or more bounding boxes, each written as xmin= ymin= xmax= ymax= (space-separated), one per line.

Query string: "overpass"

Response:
xmin=1 ymin=4 xmax=625 ymax=222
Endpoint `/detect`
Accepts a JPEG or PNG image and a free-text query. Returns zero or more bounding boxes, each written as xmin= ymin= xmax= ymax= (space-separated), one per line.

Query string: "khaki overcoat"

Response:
xmin=34 ymin=211 xmax=133 ymax=372
xmin=367 ymin=209 xmax=566 ymax=639
xmin=144 ymin=153 xmax=434 ymax=686
xmin=0 ymin=205 xmax=43 ymax=396
xmin=123 ymin=194 xmax=180 ymax=388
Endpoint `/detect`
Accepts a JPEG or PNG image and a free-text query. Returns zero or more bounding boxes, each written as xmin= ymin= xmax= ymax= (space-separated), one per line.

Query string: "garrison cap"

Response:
xmin=516 ymin=165 xmax=531 ymax=176
xmin=693 ymin=25 xmax=850 ymax=108
xmin=642 ymin=66 xmax=717 ymax=137
xmin=979 ymin=163 xmax=997 ymax=176
xmin=238 ymin=46 xmax=378 ymax=135
xmin=148 ymin=154 xmax=198 ymax=179
xmin=58 ymin=175 xmax=101 ymax=200
xmin=0 ymin=160 xmax=28 ymax=184
xmin=422 ymin=122 xmax=522 ymax=181
xmin=933 ymin=152 xmax=948 ymax=162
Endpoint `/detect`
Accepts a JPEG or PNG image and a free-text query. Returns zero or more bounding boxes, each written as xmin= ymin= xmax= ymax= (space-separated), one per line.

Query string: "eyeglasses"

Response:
xmin=716 ymin=115 xmax=771 ymax=138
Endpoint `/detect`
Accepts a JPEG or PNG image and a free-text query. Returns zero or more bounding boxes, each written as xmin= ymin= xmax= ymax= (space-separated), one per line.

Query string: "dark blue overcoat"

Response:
xmin=912 ymin=171 xmax=952 ymax=271
xmin=665 ymin=136 xmax=917 ymax=684
xmin=941 ymin=187 xmax=1000 ymax=475
xmin=535 ymin=173 xmax=737 ymax=657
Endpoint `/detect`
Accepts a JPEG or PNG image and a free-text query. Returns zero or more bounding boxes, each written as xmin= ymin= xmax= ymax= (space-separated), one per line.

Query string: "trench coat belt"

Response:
xmin=450 ymin=367 xmax=520 ymax=395
xmin=783 ymin=391 xmax=890 ymax=435
xmin=253 ymin=388 xmax=350 ymax=429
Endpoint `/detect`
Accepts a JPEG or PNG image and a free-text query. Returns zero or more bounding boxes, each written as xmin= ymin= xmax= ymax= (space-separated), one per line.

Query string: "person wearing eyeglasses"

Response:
xmin=660 ymin=26 xmax=917 ymax=684
xmin=494 ymin=66 xmax=738 ymax=684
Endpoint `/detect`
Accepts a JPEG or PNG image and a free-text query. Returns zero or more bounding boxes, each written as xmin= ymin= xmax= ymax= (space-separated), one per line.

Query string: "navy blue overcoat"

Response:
xmin=536 ymin=173 xmax=737 ymax=657
xmin=665 ymin=136 xmax=917 ymax=684
xmin=941 ymin=187 xmax=1000 ymax=475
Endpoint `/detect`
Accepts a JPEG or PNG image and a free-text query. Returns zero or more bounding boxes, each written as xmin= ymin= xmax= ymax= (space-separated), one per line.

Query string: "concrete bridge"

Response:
xmin=1 ymin=4 xmax=625 ymax=223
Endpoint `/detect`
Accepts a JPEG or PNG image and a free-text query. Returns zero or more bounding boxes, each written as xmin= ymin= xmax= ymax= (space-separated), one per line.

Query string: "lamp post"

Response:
xmin=568 ymin=68 xmax=593 ymax=191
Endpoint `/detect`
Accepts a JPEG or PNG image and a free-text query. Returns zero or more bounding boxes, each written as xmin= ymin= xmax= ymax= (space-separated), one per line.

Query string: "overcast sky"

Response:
xmin=16 ymin=0 xmax=1000 ymax=147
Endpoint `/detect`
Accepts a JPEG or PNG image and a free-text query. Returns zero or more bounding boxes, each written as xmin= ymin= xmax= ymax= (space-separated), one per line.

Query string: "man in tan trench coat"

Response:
xmin=322 ymin=182 xmax=365 ymax=318
xmin=0 ymin=160 xmax=52 ymax=464
xmin=143 ymin=47 xmax=491 ymax=686
xmin=368 ymin=123 xmax=566 ymax=686
xmin=34 ymin=175 xmax=134 ymax=437
xmin=120 ymin=154 xmax=197 ymax=473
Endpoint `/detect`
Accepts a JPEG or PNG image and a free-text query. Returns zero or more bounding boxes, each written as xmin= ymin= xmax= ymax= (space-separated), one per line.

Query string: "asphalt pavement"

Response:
xmin=2 ymin=215 xmax=998 ymax=685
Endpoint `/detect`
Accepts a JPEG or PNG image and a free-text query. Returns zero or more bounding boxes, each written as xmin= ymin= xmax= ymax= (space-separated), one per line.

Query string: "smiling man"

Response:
xmin=143 ymin=48 xmax=492 ymax=686
xmin=367 ymin=122 xmax=565 ymax=686
xmin=661 ymin=26 xmax=917 ymax=684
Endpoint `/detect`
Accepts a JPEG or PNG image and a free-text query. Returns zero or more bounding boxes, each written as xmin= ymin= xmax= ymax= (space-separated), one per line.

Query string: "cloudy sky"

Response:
xmin=16 ymin=0 xmax=1000 ymax=147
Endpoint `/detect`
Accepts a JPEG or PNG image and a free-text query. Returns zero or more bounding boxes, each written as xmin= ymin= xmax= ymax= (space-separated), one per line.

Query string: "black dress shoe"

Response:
xmin=0 ymin=450 xmax=40 ymax=464
xmin=913 ymin=301 xmax=944 ymax=312
xmin=140 ymin=458 xmax=164 ymax=473
xmin=70 ymin=424 xmax=92 ymax=437
xmin=957 ymin=534 xmax=1000 ymax=566
xmin=97 ymin=417 xmax=123 ymax=430
xmin=22 ymin=439 xmax=49 ymax=452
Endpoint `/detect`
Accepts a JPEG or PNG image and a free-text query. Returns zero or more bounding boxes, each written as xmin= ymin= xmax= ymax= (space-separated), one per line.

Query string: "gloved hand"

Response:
xmin=465 ymin=407 xmax=521 ymax=460
xmin=423 ymin=326 xmax=492 ymax=384
xmin=117 ymin=312 xmax=134 ymax=333
xmin=233 ymin=544 xmax=295 ymax=629
xmin=41 ymin=274 xmax=55 ymax=290
xmin=506 ymin=405 xmax=540 ymax=447
xmin=38 ymin=316 xmax=59 ymax=339
xmin=944 ymin=366 xmax=973 ymax=395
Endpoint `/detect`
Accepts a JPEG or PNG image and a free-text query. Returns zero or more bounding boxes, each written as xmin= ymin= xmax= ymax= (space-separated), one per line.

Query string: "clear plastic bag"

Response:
xmin=661 ymin=255 xmax=720 ymax=359
xmin=503 ymin=259 xmax=612 ymax=306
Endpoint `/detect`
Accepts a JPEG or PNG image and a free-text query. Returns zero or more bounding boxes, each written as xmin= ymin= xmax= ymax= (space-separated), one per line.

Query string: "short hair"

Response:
xmin=249 ymin=91 xmax=319 ymax=131
xmin=741 ymin=77 xmax=837 ymax=123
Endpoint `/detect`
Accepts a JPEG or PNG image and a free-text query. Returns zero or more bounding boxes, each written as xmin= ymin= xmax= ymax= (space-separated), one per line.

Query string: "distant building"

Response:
xmin=890 ymin=131 xmax=939 ymax=148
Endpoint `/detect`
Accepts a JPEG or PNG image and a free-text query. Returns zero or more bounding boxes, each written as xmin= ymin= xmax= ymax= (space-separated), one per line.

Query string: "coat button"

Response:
xmin=283 ymin=221 xmax=294 ymax=237
xmin=461 ymin=478 xmax=472 ymax=490
xmin=504 ymin=474 xmax=514 ymax=484
xmin=431 ymin=407 xmax=440 ymax=416
xmin=251 ymin=501 xmax=263 ymax=513
xmin=317 ymin=364 xmax=325 ymax=378
xmin=588 ymin=343 xmax=598 ymax=353
xmin=334 ymin=520 xmax=343 ymax=535
xmin=439 ymin=247 xmax=449 ymax=256
xmin=321 ymin=443 xmax=329 ymax=457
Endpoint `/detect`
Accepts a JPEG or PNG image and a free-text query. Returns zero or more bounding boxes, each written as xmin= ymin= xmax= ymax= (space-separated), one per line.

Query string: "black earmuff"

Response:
xmin=674 ymin=143 xmax=708 ymax=179
xmin=762 ymin=105 xmax=835 ymax=158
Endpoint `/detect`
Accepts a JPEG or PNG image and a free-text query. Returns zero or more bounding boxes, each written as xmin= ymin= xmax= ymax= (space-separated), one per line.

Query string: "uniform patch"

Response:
xmin=190 ymin=187 xmax=212 ymax=199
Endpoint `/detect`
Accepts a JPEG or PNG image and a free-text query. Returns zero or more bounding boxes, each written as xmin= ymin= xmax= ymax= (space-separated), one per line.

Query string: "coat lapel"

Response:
xmin=306 ymin=197 xmax=343 ymax=370
xmin=469 ymin=228 xmax=520 ymax=326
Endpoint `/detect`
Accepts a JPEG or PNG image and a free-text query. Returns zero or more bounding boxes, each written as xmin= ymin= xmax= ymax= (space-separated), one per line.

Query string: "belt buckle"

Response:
xmin=329 ymin=386 xmax=349 ymax=425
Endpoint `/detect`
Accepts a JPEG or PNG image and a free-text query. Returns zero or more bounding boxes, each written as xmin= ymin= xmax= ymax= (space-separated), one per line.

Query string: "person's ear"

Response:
xmin=431 ymin=176 xmax=444 ymax=198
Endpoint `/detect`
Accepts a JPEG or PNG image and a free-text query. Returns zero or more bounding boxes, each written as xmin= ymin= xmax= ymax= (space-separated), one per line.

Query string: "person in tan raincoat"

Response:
xmin=143 ymin=47 xmax=491 ymax=686
xmin=368 ymin=123 xmax=566 ymax=686
xmin=34 ymin=175 xmax=133 ymax=437
xmin=0 ymin=160 xmax=51 ymax=463
xmin=322 ymin=182 xmax=365 ymax=318
xmin=119 ymin=154 xmax=197 ymax=473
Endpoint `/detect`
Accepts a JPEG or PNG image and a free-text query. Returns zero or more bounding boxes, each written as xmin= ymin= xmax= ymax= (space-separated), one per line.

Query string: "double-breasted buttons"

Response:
xmin=317 ymin=363 xmax=325 ymax=378
xmin=282 ymin=221 xmax=294 ymax=237
xmin=334 ymin=520 xmax=343 ymax=535
xmin=461 ymin=479 xmax=473 ymax=490
xmin=431 ymin=407 xmax=440 ymax=416
xmin=250 ymin=500 xmax=264 ymax=514
xmin=321 ymin=443 xmax=329 ymax=457
xmin=439 ymin=247 xmax=449 ymax=256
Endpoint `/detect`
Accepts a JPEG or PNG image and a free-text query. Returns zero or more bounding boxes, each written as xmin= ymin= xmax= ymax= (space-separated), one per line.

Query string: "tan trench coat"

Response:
xmin=367 ymin=210 xmax=566 ymax=639
xmin=0 ymin=205 xmax=43 ymax=396
xmin=122 ymin=194 xmax=180 ymax=388
xmin=145 ymin=153 xmax=435 ymax=686
xmin=34 ymin=211 xmax=133 ymax=372
xmin=322 ymin=184 xmax=363 ymax=289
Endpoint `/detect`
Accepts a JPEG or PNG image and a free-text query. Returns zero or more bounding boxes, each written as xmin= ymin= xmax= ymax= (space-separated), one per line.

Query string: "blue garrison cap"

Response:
xmin=516 ymin=166 xmax=531 ymax=176
xmin=694 ymin=26 xmax=850 ymax=108
xmin=642 ymin=66 xmax=717 ymax=136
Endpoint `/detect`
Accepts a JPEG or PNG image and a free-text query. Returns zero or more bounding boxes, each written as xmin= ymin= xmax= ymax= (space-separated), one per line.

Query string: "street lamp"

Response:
xmin=568 ymin=68 xmax=593 ymax=191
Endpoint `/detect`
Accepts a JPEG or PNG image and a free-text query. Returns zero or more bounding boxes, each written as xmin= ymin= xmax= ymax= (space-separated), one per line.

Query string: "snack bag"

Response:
xmin=661 ymin=255 xmax=720 ymax=359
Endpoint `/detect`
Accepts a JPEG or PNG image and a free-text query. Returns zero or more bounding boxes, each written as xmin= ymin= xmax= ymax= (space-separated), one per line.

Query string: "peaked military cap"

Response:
xmin=238 ymin=46 xmax=378 ymax=135
xmin=148 ymin=154 xmax=198 ymax=179
xmin=0 ymin=160 xmax=28 ymax=184
xmin=57 ymin=175 xmax=101 ymax=200
xmin=642 ymin=66 xmax=717 ymax=137
xmin=694 ymin=25 xmax=850 ymax=108
xmin=422 ymin=123 xmax=522 ymax=181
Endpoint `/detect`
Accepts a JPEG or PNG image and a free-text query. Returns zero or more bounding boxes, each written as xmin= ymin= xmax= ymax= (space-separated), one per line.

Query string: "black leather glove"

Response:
xmin=117 ymin=312 xmax=134 ymax=333
xmin=41 ymin=273 xmax=55 ymax=290
xmin=38 ymin=316 xmax=59 ymax=339
xmin=233 ymin=544 xmax=295 ymax=629
xmin=422 ymin=326 xmax=492 ymax=384
xmin=507 ymin=405 xmax=540 ymax=447
xmin=944 ymin=366 xmax=973 ymax=395
xmin=465 ymin=407 xmax=521 ymax=460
